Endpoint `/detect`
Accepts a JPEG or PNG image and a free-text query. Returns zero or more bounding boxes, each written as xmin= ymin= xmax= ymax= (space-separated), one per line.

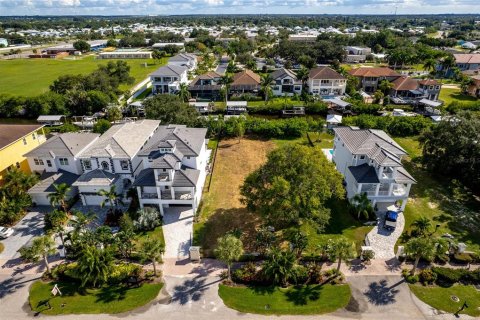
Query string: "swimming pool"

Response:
xmin=329 ymin=149 xmax=334 ymax=155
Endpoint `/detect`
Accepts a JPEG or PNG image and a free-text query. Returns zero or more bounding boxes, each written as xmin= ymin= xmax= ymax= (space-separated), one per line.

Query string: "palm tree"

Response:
xmin=139 ymin=237 xmax=165 ymax=276
xmin=45 ymin=209 xmax=68 ymax=248
xmin=262 ymin=248 xmax=296 ymax=287
xmin=441 ymin=54 xmax=455 ymax=78
xmin=296 ymin=66 xmax=310 ymax=92
xmin=327 ymin=237 xmax=356 ymax=272
xmin=219 ymin=74 xmax=233 ymax=105
xmin=47 ymin=183 xmax=71 ymax=213
xmin=260 ymin=73 xmax=274 ymax=103
xmin=98 ymin=185 xmax=123 ymax=209
xmin=351 ymin=192 xmax=373 ymax=220
xmin=423 ymin=59 xmax=437 ymax=77
xmin=378 ymin=79 xmax=394 ymax=96
xmin=177 ymin=82 xmax=191 ymax=102
xmin=411 ymin=216 xmax=432 ymax=237
xmin=405 ymin=237 xmax=435 ymax=274
xmin=70 ymin=210 xmax=95 ymax=234
xmin=18 ymin=235 xmax=56 ymax=274
xmin=77 ymin=245 xmax=114 ymax=287
xmin=289 ymin=230 xmax=308 ymax=260
xmin=214 ymin=234 xmax=244 ymax=282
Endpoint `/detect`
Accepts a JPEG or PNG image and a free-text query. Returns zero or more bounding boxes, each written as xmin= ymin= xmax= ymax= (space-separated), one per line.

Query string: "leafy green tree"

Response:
xmin=73 ymin=40 xmax=91 ymax=53
xmin=44 ymin=209 xmax=68 ymax=248
xmin=76 ymin=245 xmax=114 ymax=287
xmin=214 ymin=234 xmax=244 ymax=282
xmin=47 ymin=183 xmax=71 ymax=213
xmin=92 ymin=119 xmax=112 ymax=134
xmin=231 ymin=117 xmax=245 ymax=143
xmin=327 ymin=237 xmax=356 ymax=271
xmin=423 ymin=59 xmax=437 ymax=75
xmin=411 ymin=216 xmax=432 ymax=237
xmin=405 ymin=237 xmax=435 ymax=274
xmin=262 ymin=248 xmax=296 ymax=287
xmin=289 ymin=230 xmax=308 ymax=260
xmin=70 ymin=210 xmax=95 ymax=234
xmin=378 ymin=80 xmax=394 ymax=95
xmin=106 ymin=38 xmax=117 ymax=47
xmin=296 ymin=67 xmax=310 ymax=91
xmin=139 ymin=237 xmax=165 ymax=276
xmin=218 ymin=74 xmax=233 ymax=104
xmin=255 ymin=227 xmax=276 ymax=255
xmin=107 ymin=106 xmax=123 ymax=122
xmin=152 ymin=49 xmax=166 ymax=63
xmin=351 ymin=192 xmax=373 ymax=220
xmin=18 ymin=235 xmax=56 ymax=274
xmin=241 ymin=145 xmax=344 ymax=230
xmin=143 ymin=94 xmax=199 ymax=127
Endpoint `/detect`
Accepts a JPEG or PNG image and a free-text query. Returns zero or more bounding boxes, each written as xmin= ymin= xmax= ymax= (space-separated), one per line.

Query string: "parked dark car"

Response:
xmin=384 ymin=210 xmax=398 ymax=231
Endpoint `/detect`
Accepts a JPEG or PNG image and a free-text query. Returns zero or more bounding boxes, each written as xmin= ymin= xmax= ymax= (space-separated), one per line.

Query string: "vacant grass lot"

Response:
xmin=409 ymin=284 xmax=480 ymax=317
xmin=219 ymin=283 xmax=351 ymax=315
xmin=439 ymin=87 xmax=478 ymax=105
xmin=29 ymin=281 xmax=162 ymax=315
xmin=394 ymin=136 xmax=480 ymax=251
xmin=0 ymin=55 xmax=167 ymax=97
xmin=195 ymin=133 xmax=371 ymax=256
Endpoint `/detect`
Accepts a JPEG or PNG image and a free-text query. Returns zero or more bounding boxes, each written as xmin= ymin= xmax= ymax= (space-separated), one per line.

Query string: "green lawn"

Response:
xmin=439 ymin=87 xmax=478 ymax=105
xmin=0 ymin=242 xmax=4 ymax=254
xmin=394 ymin=136 xmax=480 ymax=252
xmin=247 ymin=97 xmax=300 ymax=107
xmin=0 ymin=55 xmax=167 ymax=97
xmin=29 ymin=281 xmax=162 ymax=315
xmin=219 ymin=283 xmax=351 ymax=315
xmin=409 ymin=284 xmax=480 ymax=317
xmin=135 ymin=225 xmax=165 ymax=248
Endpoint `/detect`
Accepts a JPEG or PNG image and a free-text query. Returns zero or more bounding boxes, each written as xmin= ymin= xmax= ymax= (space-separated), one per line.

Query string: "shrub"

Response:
xmin=51 ymin=263 xmax=79 ymax=282
xmin=306 ymin=263 xmax=324 ymax=284
xmin=406 ymin=274 xmax=419 ymax=284
xmin=232 ymin=262 xmax=264 ymax=284
xmin=108 ymin=263 xmax=142 ymax=284
xmin=419 ymin=269 xmax=437 ymax=285
xmin=133 ymin=207 xmax=161 ymax=231
xmin=292 ymin=265 xmax=309 ymax=285
xmin=452 ymin=253 xmax=474 ymax=264
xmin=432 ymin=267 xmax=465 ymax=286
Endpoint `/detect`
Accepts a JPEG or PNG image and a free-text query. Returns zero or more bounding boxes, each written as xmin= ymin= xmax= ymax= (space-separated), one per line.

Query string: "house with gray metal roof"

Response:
xmin=133 ymin=124 xmax=210 ymax=215
xmin=270 ymin=68 xmax=302 ymax=97
xmin=332 ymin=126 xmax=416 ymax=212
xmin=150 ymin=65 xmax=189 ymax=95
xmin=74 ymin=120 xmax=160 ymax=206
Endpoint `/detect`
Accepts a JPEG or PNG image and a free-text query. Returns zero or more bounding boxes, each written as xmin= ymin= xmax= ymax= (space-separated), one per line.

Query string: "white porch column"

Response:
xmin=388 ymin=183 xmax=394 ymax=196
xmin=159 ymin=204 xmax=164 ymax=216
xmin=405 ymin=183 xmax=412 ymax=196
xmin=170 ymin=187 xmax=175 ymax=200
xmin=378 ymin=166 xmax=384 ymax=178
xmin=136 ymin=186 xmax=142 ymax=199
xmin=156 ymin=186 xmax=161 ymax=199
xmin=400 ymin=199 xmax=408 ymax=211
xmin=375 ymin=184 xmax=380 ymax=196
xmin=357 ymin=183 xmax=362 ymax=194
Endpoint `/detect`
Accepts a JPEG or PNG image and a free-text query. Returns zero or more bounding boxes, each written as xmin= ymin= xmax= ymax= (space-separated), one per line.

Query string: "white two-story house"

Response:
xmin=150 ymin=65 xmax=189 ymax=95
xmin=307 ymin=66 xmax=346 ymax=97
xmin=74 ymin=120 xmax=160 ymax=206
xmin=24 ymin=132 xmax=100 ymax=206
xmin=133 ymin=125 xmax=209 ymax=215
xmin=270 ymin=68 xmax=302 ymax=96
xmin=332 ymin=127 xmax=416 ymax=212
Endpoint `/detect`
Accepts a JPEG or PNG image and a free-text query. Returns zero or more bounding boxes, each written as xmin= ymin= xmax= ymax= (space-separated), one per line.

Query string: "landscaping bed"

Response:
xmin=218 ymin=283 xmax=351 ymax=315
xmin=29 ymin=280 xmax=163 ymax=315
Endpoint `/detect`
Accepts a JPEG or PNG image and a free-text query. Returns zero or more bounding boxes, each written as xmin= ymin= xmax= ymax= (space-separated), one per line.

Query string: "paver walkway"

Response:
xmin=162 ymin=207 xmax=194 ymax=260
xmin=366 ymin=211 xmax=405 ymax=259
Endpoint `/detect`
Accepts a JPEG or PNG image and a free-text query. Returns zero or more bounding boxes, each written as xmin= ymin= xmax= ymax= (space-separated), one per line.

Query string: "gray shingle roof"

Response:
xmin=73 ymin=169 xmax=118 ymax=187
xmin=168 ymin=53 xmax=196 ymax=63
xmin=28 ymin=170 xmax=79 ymax=194
xmin=172 ymin=168 xmax=200 ymax=187
xmin=150 ymin=65 xmax=188 ymax=77
xmin=348 ymin=164 xmax=380 ymax=184
xmin=133 ymin=168 xmax=156 ymax=187
xmin=151 ymin=153 xmax=179 ymax=169
xmin=24 ymin=132 xmax=99 ymax=158
xmin=270 ymin=68 xmax=300 ymax=82
xmin=79 ymin=120 xmax=159 ymax=159
xmin=138 ymin=125 xmax=207 ymax=157
xmin=395 ymin=167 xmax=417 ymax=184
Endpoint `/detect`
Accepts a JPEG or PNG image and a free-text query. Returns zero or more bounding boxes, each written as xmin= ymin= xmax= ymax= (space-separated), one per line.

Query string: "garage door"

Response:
xmin=83 ymin=195 xmax=106 ymax=206
xmin=30 ymin=193 xmax=51 ymax=206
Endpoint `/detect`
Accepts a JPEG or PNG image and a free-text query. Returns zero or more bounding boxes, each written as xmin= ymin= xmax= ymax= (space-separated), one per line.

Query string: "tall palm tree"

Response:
xmin=47 ymin=183 xmax=71 ymax=213
xmin=262 ymin=248 xmax=296 ymax=287
xmin=405 ymin=237 xmax=435 ymax=274
xmin=296 ymin=66 xmax=310 ymax=93
xmin=19 ymin=235 xmax=56 ymax=274
xmin=98 ymin=185 xmax=123 ymax=209
xmin=260 ymin=73 xmax=274 ymax=103
xmin=219 ymin=74 xmax=233 ymax=105
xmin=327 ymin=237 xmax=356 ymax=272
xmin=214 ymin=234 xmax=244 ymax=281
xmin=411 ymin=216 xmax=432 ymax=237
xmin=77 ymin=245 xmax=114 ymax=288
xmin=351 ymin=192 xmax=373 ymax=220
xmin=423 ymin=59 xmax=437 ymax=77
xmin=441 ymin=54 xmax=455 ymax=78
xmin=177 ymin=82 xmax=191 ymax=102
xmin=139 ymin=237 xmax=165 ymax=276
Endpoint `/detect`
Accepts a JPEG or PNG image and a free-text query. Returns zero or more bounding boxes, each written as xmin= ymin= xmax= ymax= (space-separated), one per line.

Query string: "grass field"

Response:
xmin=135 ymin=225 xmax=166 ymax=249
xmin=29 ymin=281 xmax=162 ymax=315
xmin=394 ymin=136 xmax=480 ymax=251
xmin=409 ymin=284 xmax=480 ymax=317
xmin=0 ymin=55 xmax=167 ymax=97
xmin=439 ymin=87 xmax=478 ymax=105
xmin=219 ymin=283 xmax=351 ymax=315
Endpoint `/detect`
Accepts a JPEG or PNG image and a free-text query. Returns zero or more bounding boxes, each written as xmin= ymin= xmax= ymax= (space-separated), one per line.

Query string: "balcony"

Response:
xmin=160 ymin=190 xmax=193 ymax=200
xmin=382 ymin=172 xmax=394 ymax=180
xmin=141 ymin=193 xmax=158 ymax=199
xmin=158 ymin=174 xmax=170 ymax=182
xmin=392 ymin=186 xmax=407 ymax=197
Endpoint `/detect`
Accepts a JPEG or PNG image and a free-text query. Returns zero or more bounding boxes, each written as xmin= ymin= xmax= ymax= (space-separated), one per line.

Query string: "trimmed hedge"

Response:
xmin=342 ymin=114 xmax=432 ymax=137
xmin=432 ymin=267 xmax=480 ymax=286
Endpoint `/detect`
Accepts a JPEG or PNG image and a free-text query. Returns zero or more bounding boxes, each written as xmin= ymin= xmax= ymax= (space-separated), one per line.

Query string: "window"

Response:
xmin=32 ymin=133 xmax=36 ymax=140
xmin=59 ymin=158 xmax=69 ymax=166
xmin=23 ymin=138 xmax=27 ymax=145
xmin=360 ymin=155 xmax=365 ymax=160
xmin=321 ymin=79 xmax=330 ymax=85
xmin=186 ymin=156 xmax=190 ymax=159
xmin=101 ymin=161 xmax=110 ymax=171
xmin=46 ymin=160 xmax=52 ymax=167
xmin=120 ymin=160 xmax=129 ymax=170
xmin=83 ymin=160 xmax=92 ymax=170
xmin=435 ymin=85 xmax=440 ymax=90
xmin=34 ymin=158 xmax=44 ymax=166
xmin=16 ymin=162 xmax=20 ymax=169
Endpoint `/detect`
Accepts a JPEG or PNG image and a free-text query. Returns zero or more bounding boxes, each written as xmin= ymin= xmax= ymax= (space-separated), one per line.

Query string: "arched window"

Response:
xmin=101 ymin=161 xmax=110 ymax=171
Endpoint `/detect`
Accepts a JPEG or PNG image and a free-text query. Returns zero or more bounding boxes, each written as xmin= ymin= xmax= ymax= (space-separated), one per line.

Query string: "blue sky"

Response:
xmin=0 ymin=0 xmax=478 ymax=16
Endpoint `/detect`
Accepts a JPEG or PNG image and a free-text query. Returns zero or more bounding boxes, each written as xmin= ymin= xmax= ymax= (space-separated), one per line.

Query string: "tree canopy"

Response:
xmin=241 ymin=145 xmax=344 ymax=230
xmin=144 ymin=94 xmax=199 ymax=126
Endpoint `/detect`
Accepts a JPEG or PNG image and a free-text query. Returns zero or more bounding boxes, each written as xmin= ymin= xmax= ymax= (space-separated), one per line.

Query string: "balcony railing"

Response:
xmin=392 ymin=187 xmax=406 ymax=197
xmin=382 ymin=172 xmax=394 ymax=179
xmin=141 ymin=193 xmax=158 ymax=199
xmin=160 ymin=191 xmax=193 ymax=200
xmin=158 ymin=174 xmax=170 ymax=182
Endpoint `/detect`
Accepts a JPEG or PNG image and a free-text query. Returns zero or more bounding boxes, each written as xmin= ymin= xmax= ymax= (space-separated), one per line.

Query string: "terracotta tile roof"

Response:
xmin=308 ymin=66 xmax=345 ymax=80
xmin=392 ymin=76 xmax=419 ymax=91
xmin=348 ymin=67 xmax=401 ymax=78
xmin=0 ymin=124 xmax=44 ymax=150
xmin=232 ymin=70 xmax=261 ymax=86
xmin=453 ymin=54 xmax=480 ymax=64
xmin=418 ymin=79 xmax=440 ymax=86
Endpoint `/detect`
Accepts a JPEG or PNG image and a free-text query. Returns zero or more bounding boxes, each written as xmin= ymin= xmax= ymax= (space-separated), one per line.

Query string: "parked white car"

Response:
xmin=0 ymin=226 xmax=14 ymax=239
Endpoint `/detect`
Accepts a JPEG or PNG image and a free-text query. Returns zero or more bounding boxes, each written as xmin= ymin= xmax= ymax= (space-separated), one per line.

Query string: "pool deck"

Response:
xmin=322 ymin=148 xmax=333 ymax=162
